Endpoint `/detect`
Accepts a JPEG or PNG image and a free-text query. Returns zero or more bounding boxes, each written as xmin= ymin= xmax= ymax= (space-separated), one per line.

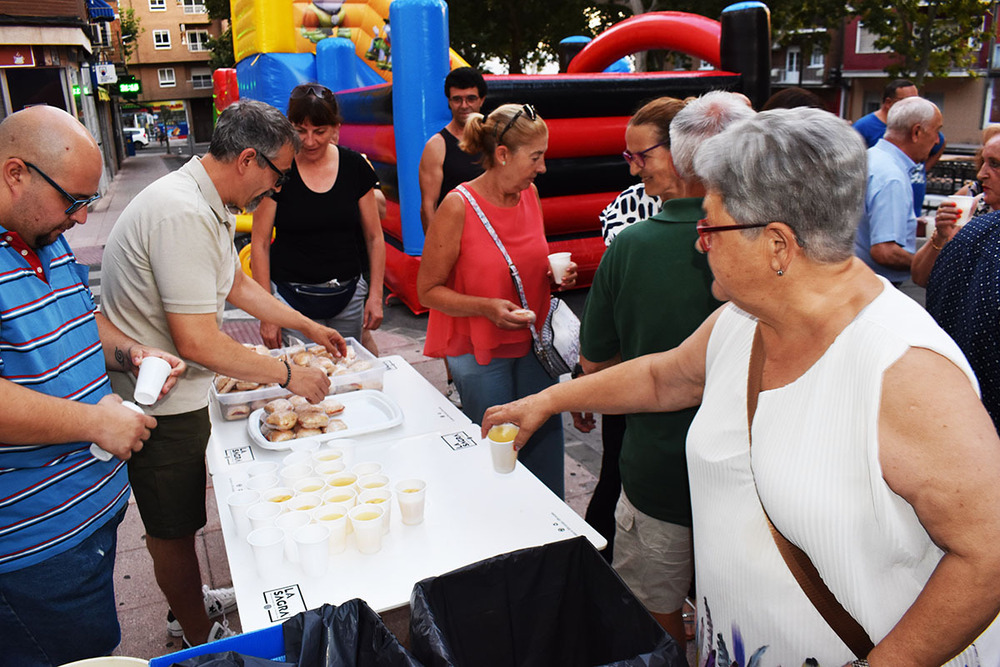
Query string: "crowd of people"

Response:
xmin=4 ymin=67 xmax=1000 ymax=667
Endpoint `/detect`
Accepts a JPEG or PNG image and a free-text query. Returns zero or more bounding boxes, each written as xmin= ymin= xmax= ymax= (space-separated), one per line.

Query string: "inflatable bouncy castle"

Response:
xmin=223 ymin=0 xmax=771 ymax=313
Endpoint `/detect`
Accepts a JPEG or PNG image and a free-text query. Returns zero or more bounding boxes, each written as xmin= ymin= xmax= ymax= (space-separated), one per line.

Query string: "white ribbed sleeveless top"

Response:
xmin=687 ymin=278 xmax=999 ymax=665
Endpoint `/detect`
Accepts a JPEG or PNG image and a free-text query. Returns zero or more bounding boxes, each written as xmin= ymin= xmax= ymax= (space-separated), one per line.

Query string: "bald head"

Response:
xmin=0 ymin=105 xmax=100 ymax=167
xmin=0 ymin=106 xmax=103 ymax=248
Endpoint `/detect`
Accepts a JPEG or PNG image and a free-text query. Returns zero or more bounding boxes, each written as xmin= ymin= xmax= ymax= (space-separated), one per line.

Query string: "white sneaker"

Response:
xmin=182 ymin=620 xmax=236 ymax=649
xmin=167 ymin=585 xmax=238 ymax=637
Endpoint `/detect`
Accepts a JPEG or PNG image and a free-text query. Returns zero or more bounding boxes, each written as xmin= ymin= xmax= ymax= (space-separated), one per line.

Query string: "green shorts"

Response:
xmin=127 ymin=408 xmax=211 ymax=540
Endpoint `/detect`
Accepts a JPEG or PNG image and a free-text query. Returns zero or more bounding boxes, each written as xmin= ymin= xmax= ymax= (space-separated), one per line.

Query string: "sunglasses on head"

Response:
xmin=496 ymin=104 xmax=537 ymax=145
xmin=290 ymin=84 xmax=334 ymax=100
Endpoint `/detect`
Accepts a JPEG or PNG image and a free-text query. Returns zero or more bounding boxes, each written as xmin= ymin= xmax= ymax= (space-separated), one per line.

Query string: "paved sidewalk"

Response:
xmin=64 ymin=151 xmax=606 ymax=662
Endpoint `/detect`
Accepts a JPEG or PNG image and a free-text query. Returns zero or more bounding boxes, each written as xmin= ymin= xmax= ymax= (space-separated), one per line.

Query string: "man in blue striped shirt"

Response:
xmin=0 ymin=105 xmax=184 ymax=666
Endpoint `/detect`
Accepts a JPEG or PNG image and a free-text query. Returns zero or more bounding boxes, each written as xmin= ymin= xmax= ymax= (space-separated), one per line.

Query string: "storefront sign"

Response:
xmin=0 ymin=46 xmax=35 ymax=68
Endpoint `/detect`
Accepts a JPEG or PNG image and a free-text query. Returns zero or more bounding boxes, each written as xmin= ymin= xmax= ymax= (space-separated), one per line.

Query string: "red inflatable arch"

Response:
xmin=567 ymin=12 xmax=722 ymax=74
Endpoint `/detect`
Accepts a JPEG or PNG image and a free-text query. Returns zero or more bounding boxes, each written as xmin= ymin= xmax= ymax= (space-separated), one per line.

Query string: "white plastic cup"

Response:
xmin=282 ymin=451 xmax=312 ymax=467
xmin=247 ymin=501 xmax=282 ymax=532
xmin=945 ymin=195 xmax=977 ymax=227
xmin=226 ymin=489 xmax=259 ymax=536
xmin=349 ymin=504 xmax=385 ymax=554
xmin=289 ymin=438 xmax=321 ymax=454
xmin=280 ymin=463 xmax=313 ymax=489
xmin=351 ymin=461 xmax=382 ymax=477
xmin=314 ymin=459 xmax=347 ymax=478
xmin=293 ymin=523 xmax=331 ymax=577
xmin=328 ymin=471 xmax=358 ymax=490
xmin=313 ymin=504 xmax=349 ymax=554
xmin=246 ymin=461 xmax=278 ymax=478
xmin=547 ymin=252 xmax=572 ymax=284
xmin=293 ymin=477 xmax=326 ymax=495
xmin=322 ymin=486 xmax=357 ymax=509
xmin=395 ymin=479 xmax=427 ymax=525
xmin=357 ymin=473 xmax=390 ymax=492
xmin=133 ymin=356 xmax=172 ymax=405
xmin=261 ymin=486 xmax=295 ymax=511
xmin=247 ymin=526 xmax=284 ymax=577
xmin=359 ymin=488 xmax=392 ymax=534
xmin=274 ymin=511 xmax=311 ymax=563
xmin=312 ymin=447 xmax=345 ymax=465
xmin=488 ymin=423 xmax=519 ymax=474
xmin=286 ymin=493 xmax=322 ymax=514
xmin=247 ymin=474 xmax=279 ymax=492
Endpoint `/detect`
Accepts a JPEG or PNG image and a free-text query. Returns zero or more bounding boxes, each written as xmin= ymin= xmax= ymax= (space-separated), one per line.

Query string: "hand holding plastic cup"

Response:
xmin=395 ymin=479 xmax=427 ymax=525
xmin=488 ymin=423 xmax=519 ymax=474
xmin=548 ymin=252 xmax=572 ymax=284
xmin=90 ymin=400 xmax=145 ymax=461
xmin=133 ymin=356 xmax=172 ymax=405
xmin=945 ymin=195 xmax=977 ymax=227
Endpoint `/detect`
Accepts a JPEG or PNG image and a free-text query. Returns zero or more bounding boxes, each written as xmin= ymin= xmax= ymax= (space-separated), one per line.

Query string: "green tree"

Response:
xmin=850 ymin=0 xmax=990 ymax=86
xmin=448 ymin=0 xmax=628 ymax=73
xmin=203 ymin=0 xmax=235 ymax=69
xmin=119 ymin=7 xmax=143 ymax=63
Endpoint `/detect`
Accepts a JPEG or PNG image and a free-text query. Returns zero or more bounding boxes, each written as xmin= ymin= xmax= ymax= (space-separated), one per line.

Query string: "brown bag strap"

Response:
xmin=746 ymin=327 xmax=875 ymax=659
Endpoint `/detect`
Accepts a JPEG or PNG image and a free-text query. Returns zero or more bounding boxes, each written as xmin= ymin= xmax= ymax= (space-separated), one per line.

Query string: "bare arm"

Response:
xmin=95 ymin=312 xmax=186 ymax=402
xmin=483 ymin=308 xmax=722 ymax=449
xmin=869 ymin=241 xmax=914 ymax=272
xmin=416 ymin=191 xmax=533 ymax=330
xmin=359 ymin=188 xmax=385 ymax=331
xmin=867 ymin=348 xmax=1000 ymax=665
xmin=418 ymin=134 xmax=446 ymax=233
xmin=910 ymin=203 xmax=962 ymax=287
xmin=249 ymin=198 xmax=283 ymax=348
xmin=164 ymin=311 xmax=332 ymax=403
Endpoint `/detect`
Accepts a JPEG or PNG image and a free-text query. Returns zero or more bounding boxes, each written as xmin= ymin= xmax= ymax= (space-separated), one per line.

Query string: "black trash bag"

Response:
xmin=409 ymin=536 xmax=685 ymax=667
xmin=169 ymin=651 xmax=290 ymax=667
xmin=283 ymin=599 xmax=422 ymax=667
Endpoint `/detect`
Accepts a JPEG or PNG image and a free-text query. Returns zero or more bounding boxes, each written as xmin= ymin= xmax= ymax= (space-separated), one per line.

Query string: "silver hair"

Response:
xmin=886 ymin=96 xmax=939 ymax=135
xmin=208 ymin=99 xmax=301 ymax=163
xmin=669 ymin=91 xmax=755 ymax=180
xmin=693 ymin=107 xmax=867 ymax=263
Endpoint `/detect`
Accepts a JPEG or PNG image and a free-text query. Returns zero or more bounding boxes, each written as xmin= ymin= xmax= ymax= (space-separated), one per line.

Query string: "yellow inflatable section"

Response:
xmin=231 ymin=0 xmax=467 ymax=82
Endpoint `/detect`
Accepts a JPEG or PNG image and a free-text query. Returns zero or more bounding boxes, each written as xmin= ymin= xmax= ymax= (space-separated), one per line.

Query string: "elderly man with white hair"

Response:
xmin=855 ymin=96 xmax=943 ymax=285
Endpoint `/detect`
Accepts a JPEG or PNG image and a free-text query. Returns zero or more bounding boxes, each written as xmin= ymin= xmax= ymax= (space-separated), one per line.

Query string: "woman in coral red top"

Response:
xmin=418 ymin=103 xmax=576 ymax=497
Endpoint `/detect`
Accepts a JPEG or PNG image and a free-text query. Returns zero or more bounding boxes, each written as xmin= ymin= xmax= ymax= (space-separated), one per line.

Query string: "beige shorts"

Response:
xmin=612 ymin=491 xmax=693 ymax=614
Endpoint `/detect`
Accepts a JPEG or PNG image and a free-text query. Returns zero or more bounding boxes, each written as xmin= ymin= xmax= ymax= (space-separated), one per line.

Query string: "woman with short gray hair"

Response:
xmin=484 ymin=106 xmax=1000 ymax=665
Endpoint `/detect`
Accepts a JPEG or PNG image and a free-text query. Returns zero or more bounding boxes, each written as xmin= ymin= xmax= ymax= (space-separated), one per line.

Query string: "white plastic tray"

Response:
xmin=246 ymin=390 xmax=403 ymax=451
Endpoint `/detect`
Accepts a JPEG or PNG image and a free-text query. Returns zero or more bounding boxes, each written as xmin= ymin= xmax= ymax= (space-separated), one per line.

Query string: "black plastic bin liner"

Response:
xmin=284 ymin=599 xmax=421 ymax=667
xmin=409 ymin=536 xmax=685 ymax=667
xmin=172 ymin=599 xmax=420 ymax=667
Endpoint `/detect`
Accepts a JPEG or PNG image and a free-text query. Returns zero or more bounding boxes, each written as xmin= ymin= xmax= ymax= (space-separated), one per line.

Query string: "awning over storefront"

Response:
xmin=87 ymin=0 xmax=116 ymax=22
xmin=0 ymin=26 xmax=92 ymax=53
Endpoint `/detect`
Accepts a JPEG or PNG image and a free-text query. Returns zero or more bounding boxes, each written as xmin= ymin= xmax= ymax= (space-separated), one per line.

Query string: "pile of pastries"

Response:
xmin=260 ymin=395 xmax=349 ymax=442
xmin=214 ymin=343 xmax=376 ymax=420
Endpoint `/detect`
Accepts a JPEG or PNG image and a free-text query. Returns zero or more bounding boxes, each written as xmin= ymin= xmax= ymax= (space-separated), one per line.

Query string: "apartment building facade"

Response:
xmin=120 ymin=0 xmax=222 ymax=143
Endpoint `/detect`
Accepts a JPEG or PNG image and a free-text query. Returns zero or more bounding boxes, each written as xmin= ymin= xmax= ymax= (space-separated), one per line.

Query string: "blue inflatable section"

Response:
xmin=236 ymin=47 xmax=383 ymax=116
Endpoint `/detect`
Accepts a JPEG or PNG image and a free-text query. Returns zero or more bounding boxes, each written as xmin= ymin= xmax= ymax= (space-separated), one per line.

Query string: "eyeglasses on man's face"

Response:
xmin=496 ymin=104 xmax=537 ymax=145
xmin=695 ymin=218 xmax=770 ymax=252
xmin=24 ymin=161 xmax=101 ymax=215
xmin=257 ymin=151 xmax=289 ymax=189
xmin=449 ymin=94 xmax=481 ymax=106
xmin=622 ymin=141 xmax=669 ymax=169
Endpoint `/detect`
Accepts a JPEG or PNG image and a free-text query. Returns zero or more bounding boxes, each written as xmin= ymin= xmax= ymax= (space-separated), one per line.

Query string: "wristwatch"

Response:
xmin=851 ymin=660 xmax=870 ymax=667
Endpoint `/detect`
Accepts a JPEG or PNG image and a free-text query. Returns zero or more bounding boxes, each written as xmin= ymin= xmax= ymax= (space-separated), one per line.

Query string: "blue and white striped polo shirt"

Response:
xmin=0 ymin=228 xmax=129 ymax=572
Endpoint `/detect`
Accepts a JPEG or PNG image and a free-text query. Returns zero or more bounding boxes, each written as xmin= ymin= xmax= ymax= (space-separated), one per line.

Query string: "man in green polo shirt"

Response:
xmin=579 ymin=91 xmax=753 ymax=650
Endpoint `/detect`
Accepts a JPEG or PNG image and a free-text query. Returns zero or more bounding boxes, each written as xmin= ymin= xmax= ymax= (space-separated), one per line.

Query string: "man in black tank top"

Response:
xmin=418 ymin=67 xmax=487 ymax=231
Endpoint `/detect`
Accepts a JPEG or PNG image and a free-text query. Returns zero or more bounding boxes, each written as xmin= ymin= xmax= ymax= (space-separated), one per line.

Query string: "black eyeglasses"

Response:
xmin=695 ymin=219 xmax=770 ymax=252
xmin=290 ymin=84 xmax=334 ymax=100
xmin=449 ymin=94 xmax=481 ymax=105
xmin=622 ymin=141 xmax=669 ymax=169
xmin=24 ymin=161 xmax=101 ymax=215
xmin=257 ymin=151 xmax=289 ymax=188
xmin=496 ymin=104 xmax=537 ymax=145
